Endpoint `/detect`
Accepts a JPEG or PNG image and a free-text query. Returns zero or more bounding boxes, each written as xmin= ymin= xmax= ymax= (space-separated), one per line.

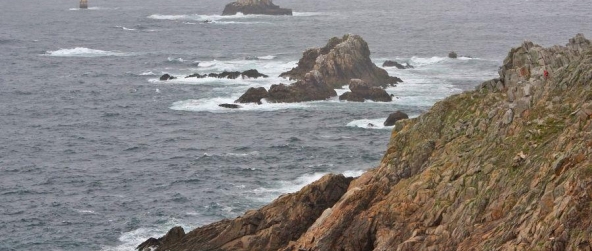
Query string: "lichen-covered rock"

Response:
xmin=280 ymin=34 xmax=402 ymax=88
xmin=339 ymin=79 xmax=392 ymax=102
xmin=267 ymin=70 xmax=337 ymax=103
xmin=222 ymin=0 xmax=292 ymax=16
xmin=138 ymin=174 xmax=352 ymax=251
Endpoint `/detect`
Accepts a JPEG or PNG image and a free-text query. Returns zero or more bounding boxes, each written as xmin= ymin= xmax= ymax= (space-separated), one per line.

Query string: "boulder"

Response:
xmin=339 ymin=79 xmax=392 ymax=102
xmin=235 ymin=87 xmax=268 ymax=104
xmin=219 ymin=103 xmax=242 ymax=109
xmin=267 ymin=70 xmax=337 ymax=103
xmin=280 ymin=34 xmax=402 ymax=88
xmin=241 ymin=69 xmax=268 ymax=79
xmin=384 ymin=111 xmax=409 ymax=126
xmin=159 ymin=74 xmax=176 ymax=81
xmin=448 ymin=51 xmax=458 ymax=59
xmin=222 ymin=0 xmax=292 ymax=16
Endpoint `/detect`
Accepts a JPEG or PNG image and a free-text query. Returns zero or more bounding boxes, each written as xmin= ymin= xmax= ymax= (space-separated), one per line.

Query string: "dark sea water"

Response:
xmin=0 ymin=0 xmax=590 ymax=250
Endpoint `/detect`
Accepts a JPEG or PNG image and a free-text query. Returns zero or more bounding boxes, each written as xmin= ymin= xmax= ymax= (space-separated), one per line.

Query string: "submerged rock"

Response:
xmin=218 ymin=103 xmax=242 ymax=109
xmin=383 ymin=110 xmax=409 ymax=126
xmin=280 ymin=34 xmax=402 ymax=88
xmin=222 ymin=0 xmax=292 ymax=16
xmin=339 ymin=79 xmax=392 ymax=102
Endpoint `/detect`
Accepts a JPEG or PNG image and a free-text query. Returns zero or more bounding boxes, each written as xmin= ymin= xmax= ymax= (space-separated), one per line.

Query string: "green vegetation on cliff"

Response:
xmin=140 ymin=34 xmax=592 ymax=251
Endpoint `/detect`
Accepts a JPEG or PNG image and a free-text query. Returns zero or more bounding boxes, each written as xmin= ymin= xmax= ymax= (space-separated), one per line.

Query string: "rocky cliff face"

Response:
xmin=222 ymin=0 xmax=292 ymax=16
xmin=139 ymin=34 xmax=592 ymax=251
xmin=280 ymin=34 xmax=402 ymax=88
xmin=138 ymin=174 xmax=352 ymax=251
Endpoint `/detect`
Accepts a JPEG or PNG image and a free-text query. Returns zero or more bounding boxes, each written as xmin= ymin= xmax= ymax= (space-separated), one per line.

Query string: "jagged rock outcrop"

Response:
xmin=267 ymin=70 xmax=337 ymax=103
xmin=140 ymin=34 xmax=592 ymax=251
xmin=339 ymin=79 xmax=393 ymax=102
xmin=383 ymin=111 xmax=409 ymax=126
xmin=235 ymin=87 xmax=268 ymax=104
xmin=222 ymin=0 xmax=292 ymax=16
xmin=280 ymin=34 xmax=402 ymax=88
xmin=138 ymin=174 xmax=353 ymax=251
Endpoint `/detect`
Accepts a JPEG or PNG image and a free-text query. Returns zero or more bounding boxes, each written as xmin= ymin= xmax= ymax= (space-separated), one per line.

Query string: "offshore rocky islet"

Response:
xmin=234 ymin=34 xmax=402 ymax=104
xmin=139 ymin=34 xmax=592 ymax=251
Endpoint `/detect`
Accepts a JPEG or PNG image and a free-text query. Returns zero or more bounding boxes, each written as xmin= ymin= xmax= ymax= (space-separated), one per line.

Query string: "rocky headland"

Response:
xmin=222 ymin=0 xmax=292 ymax=16
xmin=140 ymin=34 xmax=592 ymax=250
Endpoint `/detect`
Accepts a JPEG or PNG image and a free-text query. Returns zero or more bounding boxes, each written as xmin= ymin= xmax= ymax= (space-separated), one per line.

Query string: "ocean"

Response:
xmin=0 ymin=0 xmax=590 ymax=250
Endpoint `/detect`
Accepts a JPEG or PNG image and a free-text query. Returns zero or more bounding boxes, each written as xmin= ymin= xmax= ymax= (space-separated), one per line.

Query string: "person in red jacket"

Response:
xmin=544 ymin=70 xmax=549 ymax=80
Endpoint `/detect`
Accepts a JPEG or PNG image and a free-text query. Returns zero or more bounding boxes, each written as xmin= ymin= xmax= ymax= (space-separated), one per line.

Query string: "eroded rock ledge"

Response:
xmin=140 ymin=34 xmax=592 ymax=251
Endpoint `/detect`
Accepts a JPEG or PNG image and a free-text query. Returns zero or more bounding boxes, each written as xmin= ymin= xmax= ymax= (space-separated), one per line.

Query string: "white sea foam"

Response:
xmin=251 ymin=169 xmax=368 ymax=202
xmin=45 ymin=47 xmax=129 ymax=57
xmin=170 ymin=98 xmax=308 ymax=113
xmin=115 ymin=26 xmax=136 ymax=31
xmin=74 ymin=209 xmax=97 ymax=214
xmin=167 ymin=57 xmax=185 ymax=63
xmin=199 ymin=151 xmax=260 ymax=159
xmin=99 ymin=219 xmax=192 ymax=251
xmin=257 ymin=55 xmax=276 ymax=60
xmin=148 ymin=13 xmax=271 ymax=24
xmin=139 ymin=71 xmax=157 ymax=76
xmin=346 ymin=118 xmax=391 ymax=130
xmin=409 ymin=56 xmax=447 ymax=66
xmin=342 ymin=170 xmax=366 ymax=177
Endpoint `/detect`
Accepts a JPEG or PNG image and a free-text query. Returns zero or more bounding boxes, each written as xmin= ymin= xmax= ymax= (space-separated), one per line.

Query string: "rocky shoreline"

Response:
xmin=139 ymin=34 xmax=592 ymax=251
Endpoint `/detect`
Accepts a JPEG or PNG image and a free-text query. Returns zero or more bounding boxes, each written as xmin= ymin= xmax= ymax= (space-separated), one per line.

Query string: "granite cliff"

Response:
xmin=139 ymin=34 xmax=592 ymax=251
